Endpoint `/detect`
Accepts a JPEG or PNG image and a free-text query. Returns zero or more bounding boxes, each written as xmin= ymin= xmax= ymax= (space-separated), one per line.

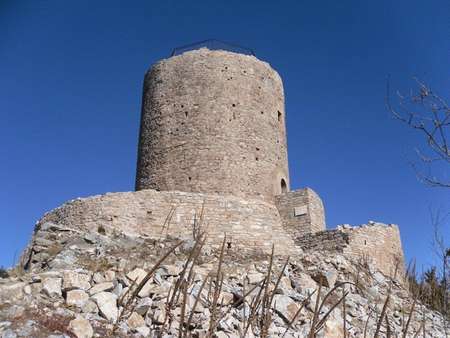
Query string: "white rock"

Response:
xmin=81 ymin=300 xmax=98 ymax=314
xmin=272 ymin=295 xmax=300 ymax=322
xmin=127 ymin=311 xmax=145 ymax=330
xmin=0 ymin=282 xmax=25 ymax=302
xmin=91 ymin=292 xmax=118 ymax=322
xmin=42 ymin=278 xmax=62 ymax=297
xmin=127 ymin=268 xmax=147 ymax=285
xmin=63 ymin=271 xmax=91 ymax=291
xmin=66 ymin=290 xmax=89 ymax=308
xmin=88 ymin=282 xmax=114 ymax=296
xmin=246 ymin=272 xmax=263 ymax=284
xmin=68 ymin=315 xmax=93 ymax=338
xmin=23 ymin=284 xmax=32 ymax=295
xmin=135 ymin=326 xmax=150 ymax=336
xmin=311 ymin=269 xmax=337 ymax=288
xmin=135 ymin=297 xmax=152 ymax=316
xmin=137 ymin=279 xmax=153 ymax=298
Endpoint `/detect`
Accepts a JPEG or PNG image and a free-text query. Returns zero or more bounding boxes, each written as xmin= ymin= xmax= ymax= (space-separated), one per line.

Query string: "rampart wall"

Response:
xmin=37 ymin=189 xmax=298 ymax=255
xmin=296 ymin=223 xmax=405 ymax=277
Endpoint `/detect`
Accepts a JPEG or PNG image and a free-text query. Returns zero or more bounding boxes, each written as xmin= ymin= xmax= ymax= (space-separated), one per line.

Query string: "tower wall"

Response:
xmin=135 ymin=49 xmax=289 ymax=202
xmin=275 ymin=188 xmax=326 ymax=237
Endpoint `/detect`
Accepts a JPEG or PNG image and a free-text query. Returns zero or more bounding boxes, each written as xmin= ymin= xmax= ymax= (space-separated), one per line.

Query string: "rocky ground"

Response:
xmin=0 ymin=222 xmax=448 ymax=337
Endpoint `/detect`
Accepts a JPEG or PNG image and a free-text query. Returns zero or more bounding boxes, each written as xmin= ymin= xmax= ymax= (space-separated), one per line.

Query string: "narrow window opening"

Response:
xmin=281 ymin=179 xmax=287 ymax=193
xmin=278 ymin=111 xmax=282 ymax=122
xmin=232 ymin=103 xmax=236 ymax=107
xmin=185 ymin=111 xmax=188 ymax=117
xmin=188 ymin=177 xmax=192 ymax=181
xmin=364 ymin=240 xmax=367 ymax=245
xmin=255 ymin=157 xmax=259 ymax=161
xmin=261 ymin=111 xmax=264 ymax=115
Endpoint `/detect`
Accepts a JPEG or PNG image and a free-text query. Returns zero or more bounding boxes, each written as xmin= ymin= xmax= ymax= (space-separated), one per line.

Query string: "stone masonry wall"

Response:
xmin=37 ymin=189 xmax=298 ymax=255
xmin=296 ymin=223 xmax=404 ymax=277
xmin=274 ymin=188 xmax=326 ymax=237
xmin=135 ymin=48 xmax=290 ymax=202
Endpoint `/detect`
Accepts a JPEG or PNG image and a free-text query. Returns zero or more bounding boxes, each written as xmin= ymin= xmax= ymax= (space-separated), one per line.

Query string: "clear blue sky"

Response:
xmin=1 ymin=0 xmax=449 ymax=270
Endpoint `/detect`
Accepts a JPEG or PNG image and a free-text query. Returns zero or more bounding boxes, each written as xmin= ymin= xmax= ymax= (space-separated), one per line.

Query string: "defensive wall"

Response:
xmin=296 ymin=222 xmax=405 ymax=277
xmin=36 ymin=189 xmax=298 ymax=255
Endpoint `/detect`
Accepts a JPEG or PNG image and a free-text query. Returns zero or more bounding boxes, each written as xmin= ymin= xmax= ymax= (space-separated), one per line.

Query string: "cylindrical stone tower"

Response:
xmin=136 ymin=48 xmax=290 ymax=202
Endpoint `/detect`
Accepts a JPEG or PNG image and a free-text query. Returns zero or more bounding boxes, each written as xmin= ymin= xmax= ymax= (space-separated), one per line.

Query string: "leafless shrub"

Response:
xmin=386 ymin=77 xmax=450 ymax=188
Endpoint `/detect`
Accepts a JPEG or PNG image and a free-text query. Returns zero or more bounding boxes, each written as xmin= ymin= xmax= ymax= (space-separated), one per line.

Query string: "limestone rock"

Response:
xmin=42 ymin=277 xmax=62 ymax=297
xmin=68 ymin=315 xmax=93 ymax=338
xmin=127 ymin=268 xmax=147 ymax=285
xmin=135 ymin=326 xmax=150 ymax=336
xmin=246 ymin=272 xmax=263 ymax=284
xmin=88 ymin=281 xmax=114 ymax=295
xmin=91 ymin=292 xmax=118 ymax=322
xmin=63 ymin=271 xmax=91 ymax=291
xmin=0 ymin=282 xmax=25 ymax=302
xmin=312 ymin=269 xmax=337 ymax=288
xmin=81 ymin=300 xmax=98 ymax=314
xmin=126 ymin=311 xmax=146 ymax=331
xmin=135 ymin=297 xmax=152 ymax=316
xmin=272 ymin=295 xmax=300 ymax=322
xmin=66 ymin=289 xmax=89 ymax=308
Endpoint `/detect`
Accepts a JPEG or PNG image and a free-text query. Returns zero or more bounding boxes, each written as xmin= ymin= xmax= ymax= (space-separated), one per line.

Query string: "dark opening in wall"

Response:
xmin=185 ymin=111 xmax=188 ymax=117
xmin=255 ymin=157 xmax=259 ymax=161
xmin=281 ymin=179 xmax=287 ymax=193
xmin=278 ymin=111 xmax=282 ymax=122
xmin=188 ymin=177 xmax=192 ymax=181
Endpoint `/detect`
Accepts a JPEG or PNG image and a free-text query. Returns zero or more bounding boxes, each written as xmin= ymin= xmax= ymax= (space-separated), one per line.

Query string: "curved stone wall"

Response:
xmin=135 ymin=48 xmax=290 ymax=202
xmin=37 ymin=189 xmax=297 ymax=255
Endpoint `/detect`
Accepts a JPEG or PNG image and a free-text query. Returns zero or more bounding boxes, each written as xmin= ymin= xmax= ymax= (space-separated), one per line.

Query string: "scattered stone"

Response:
xmin=127 ymin=268 xmax=147 ymax=285
xmin=81 ymin=300 xmax=98 ymax=314
xmin=68 ymin=315 xmax=93 ymax=338
xmin=1 ymin=329 xmax=17 ymax=338
xmin=246 ymin=272 xmax=263 ymax=284
xmin=127 ymin=312 xmax=146 ymax=331
xmin=135 ymin=297 xmax=152 ymax=316
xmin=63 ymin=271 xmax=91 ymax=291
xmin=311 ymin=269 xmax=337 ymax=288
xmin=0 ymin=282 xmax=25 ymax=302
xmin=88 ymin=281 xmax=114 ymax=295
xmin=273 ymin=295 xmax=300 ymax=322
xmin=42 ymin=277 xmax=62 ymax=297
xmin=135 ymin=326 xmax=150 ymax=336
xmin=66 ymin=289 xmax=89 ymax=307
xmin=91 ymin=292 xmax=118 ymax=322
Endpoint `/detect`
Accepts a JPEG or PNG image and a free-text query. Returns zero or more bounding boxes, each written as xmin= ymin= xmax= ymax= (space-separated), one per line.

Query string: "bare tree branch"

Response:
xmin=386 ymin=77 xmax=450 ymax=187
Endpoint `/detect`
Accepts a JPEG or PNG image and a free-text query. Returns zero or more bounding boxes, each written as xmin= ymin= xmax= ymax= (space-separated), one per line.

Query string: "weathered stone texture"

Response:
xmin=296 ymin=223 xmax=405 ymax=277
xmin=135 ymin=48 xmax=290 ymax=202
xmin=37 ymin=189 xmax=298 ymax=255
xmin=275 ymin=188 xmax=326 ymax=237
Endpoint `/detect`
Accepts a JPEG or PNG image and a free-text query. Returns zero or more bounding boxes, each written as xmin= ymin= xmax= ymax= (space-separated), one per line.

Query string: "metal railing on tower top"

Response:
xmin=170 ymin=39 xmax=255 ymax=57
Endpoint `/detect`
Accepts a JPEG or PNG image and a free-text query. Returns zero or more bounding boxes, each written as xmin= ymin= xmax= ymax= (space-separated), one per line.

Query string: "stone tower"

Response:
xmin=135 ymin=48 xmax=290 ymax=202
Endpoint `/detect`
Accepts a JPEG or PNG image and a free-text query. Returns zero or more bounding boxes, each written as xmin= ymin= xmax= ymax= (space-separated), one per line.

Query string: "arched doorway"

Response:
xmin=280 ymin=178 xmax=287 ymax=194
